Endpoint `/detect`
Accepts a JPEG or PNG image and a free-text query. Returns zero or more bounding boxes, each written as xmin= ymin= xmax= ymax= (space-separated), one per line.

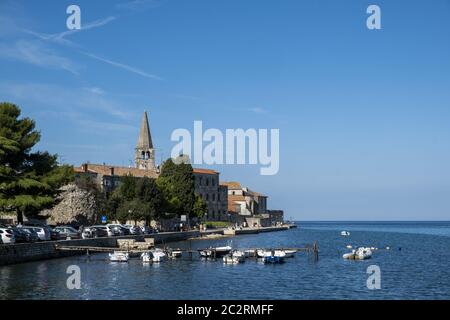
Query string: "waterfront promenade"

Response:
xmin=0 ymin=224 xmax=296 ymax=266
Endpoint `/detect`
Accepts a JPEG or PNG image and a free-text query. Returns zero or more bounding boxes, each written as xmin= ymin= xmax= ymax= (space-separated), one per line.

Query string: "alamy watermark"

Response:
xmin=66 ymin=5 xmax=81 ymax=30
xmin=367 ymin=4 xmax=381 ymax=30
xmin=66 ymin=265 xmax=81 ymax=290
xmin=366 ymin=265 xmax=381 ymax=290
xmin=171 ymin=121 xmax=280 ymax=175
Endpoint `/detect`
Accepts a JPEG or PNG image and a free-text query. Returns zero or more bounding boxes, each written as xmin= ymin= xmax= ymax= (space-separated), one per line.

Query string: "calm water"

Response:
xmin=1 ymin=221 xmax=450 ymax=300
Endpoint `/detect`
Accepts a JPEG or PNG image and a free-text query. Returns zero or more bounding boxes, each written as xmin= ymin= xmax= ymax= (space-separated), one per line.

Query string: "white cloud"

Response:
xmin=23 ymin=16 xmax=117 ymax=47
xmin=81 ymin=51 xmax=162 ymax=80
xmin=0 ymin=39 xmax=80 ymax=74
xmin=0 ymin=82 xmax=131 ymax=119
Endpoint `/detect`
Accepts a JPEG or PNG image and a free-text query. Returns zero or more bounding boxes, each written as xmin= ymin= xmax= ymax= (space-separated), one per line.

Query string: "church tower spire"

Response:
xmin=135 ymin=111 xmax=156 ymax=170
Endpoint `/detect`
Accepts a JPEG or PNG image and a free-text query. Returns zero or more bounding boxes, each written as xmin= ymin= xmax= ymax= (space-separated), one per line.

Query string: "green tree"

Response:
xmin=106 ymin=174 xmax=137 ymax=222
xmin=136 ymin=177 xmax=164 ymax=225
xmin=0 ymin=103 xmax=74 ymax=223
xmin=157 ymin=157 xmax=196 ymax=216
xmin=193 ymin=194 xmax=208 ymax=219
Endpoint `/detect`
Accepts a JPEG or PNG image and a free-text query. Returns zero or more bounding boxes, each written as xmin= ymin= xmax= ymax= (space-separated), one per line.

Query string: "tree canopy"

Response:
xmin=157 ymin=157 xmax=196 ymax=216
xmin=0 ymin=102 xmax=74 ymax=222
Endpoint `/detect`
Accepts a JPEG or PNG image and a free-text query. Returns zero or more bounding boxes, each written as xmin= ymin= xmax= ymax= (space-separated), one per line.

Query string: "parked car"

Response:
xmin=23 ymin=222 xmax=52 ymax=241
xmin=81 ymin=226 xmax=95 ymax=239
xmin=0 ymin=227 xmax=15 ymax=244
xmin=106 ymin=224 xmax=126 ymax=236
xmin=92 ymin=225 xmax=117 ymax=237
xmin=9 ymin=226 xmax=31 ymax=243
xmin=140 ymin=225 xmax=152 ymax=234
xmin=21 ymin=226 xmax=51 ymax=241
xmin=54 ymin=226 xmax=81 ymax=240
xmin=124 ymin=225 xmax=143 ymax=235
xmin=50 ymin=228 xmax=63 ymax=241
xmin=20 ymin=228 xmax=40 ymax=242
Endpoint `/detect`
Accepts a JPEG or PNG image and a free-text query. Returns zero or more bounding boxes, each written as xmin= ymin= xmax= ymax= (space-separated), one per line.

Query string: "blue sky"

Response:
xmin=1 ymin=0 xmax=450 ymax=220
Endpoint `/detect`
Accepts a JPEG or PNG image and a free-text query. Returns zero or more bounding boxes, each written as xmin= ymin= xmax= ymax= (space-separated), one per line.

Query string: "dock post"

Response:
xmin=313 ymin=241 xmax=319 ymax=261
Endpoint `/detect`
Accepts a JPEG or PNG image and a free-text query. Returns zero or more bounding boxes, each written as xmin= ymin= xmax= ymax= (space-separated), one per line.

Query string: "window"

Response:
xmin=206 ymin=178 xmax=209 ymax=186
xmin=212 ymin=194 xmax=215 ymax=201
xmin=206 ymin=194 xmax=209 ymax=201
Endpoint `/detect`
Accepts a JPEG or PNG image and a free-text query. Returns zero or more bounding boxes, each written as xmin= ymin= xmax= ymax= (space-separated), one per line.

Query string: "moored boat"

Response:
xmin=263 ymin=250 xmax=286 ymax=264
xmin=151 ymin=248 xmax=167 ymax=262
xmin=141 ymin=248 xmax=167 ymax=263
xmin=283 ymin=249 xmax=297 ymax=258
xmin=343 ymin=247 xmax=372 ymax=260
xmin=109 ymin=251 xmax=129 ymax=262
xmin=199 ymin=246 xmax=232 ymax=258
xmin=168 ymin=249 xmax=183 ymax=258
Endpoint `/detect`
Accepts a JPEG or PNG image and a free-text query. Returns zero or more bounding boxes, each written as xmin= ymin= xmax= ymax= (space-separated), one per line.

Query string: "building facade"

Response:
xmin=221 ymin=181 xmax=267 ymax=216
xmin=193 ymin=169 xmax=228 ymax=221
xmin=221 ymin=181 xmax=284 ymax=226
xmin=74 ymin=111 xmax=228 ymax=221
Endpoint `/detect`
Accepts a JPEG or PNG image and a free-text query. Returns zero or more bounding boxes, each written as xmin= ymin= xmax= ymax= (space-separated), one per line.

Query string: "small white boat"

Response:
xmin=141 ymin=251 xmax=152 ymax=263
xmin=168 ymin=249 xmax=183 ymax=258
xmin=343 ymin=247 xmax=372 ymax=260
xmin=346 ymin=245 xmax=353 ymax=249
xmin=231 ymin=250 xmax=246 ymax=262
xmin=341 ymin=231 xmax=351 ymax=236
xmin=141 ymin=249 xmax=167 ymax=263
xmin=199 ymin=246 xmax=232 ymax=258
xmin=283 ymin=249 xmax=297 ymax=258
xmin=109 ymin=251 xmax=129 ymax=262
xmin=151 ymin=248 xmax=167 ymax=262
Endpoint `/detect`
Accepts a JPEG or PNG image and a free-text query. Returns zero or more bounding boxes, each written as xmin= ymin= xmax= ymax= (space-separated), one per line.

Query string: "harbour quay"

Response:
xmin=0 ymin=225 xmax=296 ymax=266
xmin=0 ymin=230 xmax=199 ymax=266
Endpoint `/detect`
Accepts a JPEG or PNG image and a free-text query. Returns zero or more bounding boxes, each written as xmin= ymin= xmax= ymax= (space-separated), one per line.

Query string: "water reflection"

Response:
xmin=1 ymin=223 xmax=450 ymax=299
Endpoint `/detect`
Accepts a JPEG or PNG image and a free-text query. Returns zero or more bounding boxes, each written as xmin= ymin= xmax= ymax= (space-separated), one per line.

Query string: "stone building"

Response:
xmin=193 ymin=168 xmax=228 ymax=221
xmin=74 ymin=111 xmax=228 ymax=221
xmin=221 ymin=181 xmax=284 ymax=226
xmin=221 ymin=181 xmax=267 ymax=216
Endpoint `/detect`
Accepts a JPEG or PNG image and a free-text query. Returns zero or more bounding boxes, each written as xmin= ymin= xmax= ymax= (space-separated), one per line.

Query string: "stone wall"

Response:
xmin=43 ymin=184 xmax=98 ymax=226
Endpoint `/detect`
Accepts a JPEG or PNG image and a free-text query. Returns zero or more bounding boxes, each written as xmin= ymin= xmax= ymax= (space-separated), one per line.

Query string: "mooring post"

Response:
xmin=313 ymin=241 xmax=319 ymax=261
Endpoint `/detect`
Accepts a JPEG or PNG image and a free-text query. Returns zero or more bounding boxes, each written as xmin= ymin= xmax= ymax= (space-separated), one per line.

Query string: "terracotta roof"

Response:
xmin=192 ymin=168 xmax=218 ymax=175
xmin=75 ymin=164 xmax=158 ymax=179
xmin=220 ymin=181 xmax=241 ymax=189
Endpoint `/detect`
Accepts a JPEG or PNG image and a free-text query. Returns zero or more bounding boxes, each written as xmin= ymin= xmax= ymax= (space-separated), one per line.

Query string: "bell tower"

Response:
xmin=135 ymin=111 xmax=156 ymax=170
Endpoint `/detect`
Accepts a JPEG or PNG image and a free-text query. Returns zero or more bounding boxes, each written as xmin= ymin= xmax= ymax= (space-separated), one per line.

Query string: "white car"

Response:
xmin=92 ymin=225 xmax=117 ymax=237
xmin=0 ymin=227 xmax=16 ymax=244
xmin=106 ymin=224 xmax=125 ymax=236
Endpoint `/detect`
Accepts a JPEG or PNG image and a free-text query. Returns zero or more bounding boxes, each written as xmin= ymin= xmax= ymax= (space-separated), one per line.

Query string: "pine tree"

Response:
xmin=0 ymin=102 xmax=74 ymax=222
